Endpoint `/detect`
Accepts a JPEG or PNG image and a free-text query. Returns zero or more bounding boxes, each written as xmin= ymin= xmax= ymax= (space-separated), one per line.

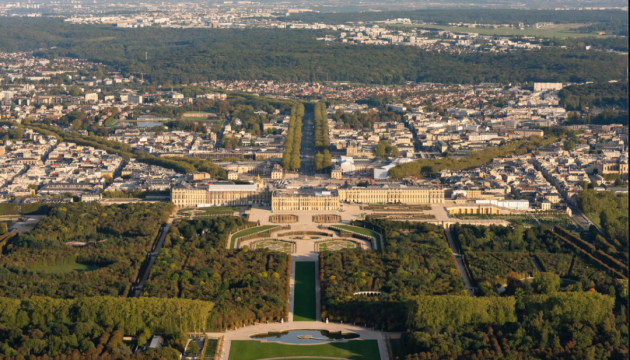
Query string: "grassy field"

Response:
xmin=336 ymin=225 xmax=382 ymax=251
xmin=231 ymin=225 xmax=277 ymax=249
xmin=294 ymin=261 xmax=317 ymax=321
xmin=415 ymin=23 xmax=603 ymax=38
xmin=31 ymin=260 xmax=103 ymax=274
xmin=229 ymin=340 xmax=380 ymax=360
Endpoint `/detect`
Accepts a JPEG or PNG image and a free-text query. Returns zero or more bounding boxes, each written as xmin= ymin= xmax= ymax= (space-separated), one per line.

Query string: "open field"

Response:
xmin=294 ymin=261 xmax=317 ymax=321
xmin=30 ymin=260 xmax=104 ymax=274
xmin=228 ymin=340 xmax=380 ymax=360
xmin=415 ymin=23 xmax=605 ymax=38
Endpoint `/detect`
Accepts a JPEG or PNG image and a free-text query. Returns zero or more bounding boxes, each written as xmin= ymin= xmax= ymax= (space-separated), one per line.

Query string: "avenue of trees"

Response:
xmin=18 ymin=122 xmax=226 ymax=178
xmin=0 ymin=296 xmax=211 ymax=359
xmin=313 ymin=102 xmax=332 ymax=173
xmin=313 ymin=102 xmax=330 ymax=152
xmin=0 ymin=19 xmax=625 ymax=85
xmin=320 ymin=221 xmax=465 ymax=330
xmin=143 ymin=216 xmax=290 ymax=330
xmin=281 ymin=104 xmax=304 ymax=171
xmin=0 ymin=202 xmax=173 ymax=298
xmin=388 ymin=133 xmax=558 ymax=178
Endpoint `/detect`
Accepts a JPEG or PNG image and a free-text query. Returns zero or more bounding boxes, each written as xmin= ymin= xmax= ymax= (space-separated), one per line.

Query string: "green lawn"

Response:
xmin=231 ymin=225 xmax=277 ymax=249
xmin=336 ymin=225 xmax=382 ymax=250
xmin=294 ymin=261 xmax=317 ymax=321
xmin=229 ymin=340 xmax=380 ymax=360
xmin=31 ymin=260 xmax=103 ymax=274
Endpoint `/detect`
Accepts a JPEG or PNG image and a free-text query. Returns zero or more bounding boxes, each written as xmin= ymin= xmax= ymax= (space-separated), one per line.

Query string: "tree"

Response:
xmin=314 ymin=152 xmax=324 ymax=172
xmin=186 ymin=341 xmax=200 ymax=354
xmin=389 ymin=146 xmax=400 ymax=158
xmin=533 ymin=272 xmax=561 ymax=294
xmin=323 ymin=150 xmax=332 ymax=170
xmin=375 ymin=140 xmax=388 ymax=158
xmin=563 ymin=140 xmax=576 ymax=151
xmin=0 ymin=223 xmax=7 ymax=235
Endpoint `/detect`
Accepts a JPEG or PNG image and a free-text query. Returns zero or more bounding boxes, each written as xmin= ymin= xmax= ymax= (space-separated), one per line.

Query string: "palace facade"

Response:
xmin=337 ymin=185 xmax=444 ymax=205
xmin=171 ymin=179 xmax=269 ymax=207
xmin=271 ymin=191 xmax=340 ymax=211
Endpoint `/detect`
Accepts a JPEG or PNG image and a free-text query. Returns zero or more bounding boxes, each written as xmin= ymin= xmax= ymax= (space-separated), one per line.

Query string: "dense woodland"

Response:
xmin=0 ymin=296 xmax=211 ymax=359
xmin=0 ymin=19 xmax=626 ymax=85
xmin=0 ymin=202 xmax=172 ymax=298
xmin=281 ymin=104 xmax=304 ymax=171
xmin=399 ymin=291 xmax=627 ymax=359
xmin=559 ymin=82 xmax=628 ymax=112
xmin=576 ymin=189 xmax=628 ymax=257
xmin=319 ymin=219 xmax=627 ymax=358
xmin=143 ymin=216 xmax=290 ymax=330
xmin=451 ymin=224 xmax=626 ymax=295
xmin=320 ymin=221 xmax=465 ymax=330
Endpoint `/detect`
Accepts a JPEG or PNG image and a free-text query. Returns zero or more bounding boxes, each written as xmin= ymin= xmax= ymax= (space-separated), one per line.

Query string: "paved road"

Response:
xmin=444 ymin=228 xmax=475 ymax=296
xmin=132 ymin=214 xmax=175 ymax=297
xmin=299 ymin=110 xmax=315 ymax=177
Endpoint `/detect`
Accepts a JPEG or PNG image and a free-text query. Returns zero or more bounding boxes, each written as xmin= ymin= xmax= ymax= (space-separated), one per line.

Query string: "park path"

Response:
xmin=444 ymin=228 xmax=475 ymax=296
xmin=132 ymin=211 xmax=176 ymax=297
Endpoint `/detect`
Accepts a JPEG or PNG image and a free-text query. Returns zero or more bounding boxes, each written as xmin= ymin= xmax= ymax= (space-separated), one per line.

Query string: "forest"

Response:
xmin=0 ymin=202 xmax=173 ymax=298
xmin=319 ymin=220 xmax=465 ymax=330
xmin=281 ymin=104 xmax=304 ymax=171
xmin=0 ymin=19 xmax=626 ymax=85
xmin=0 ymin=296 xmax=211 ymax=359
xmin=142 ymin=216 xmax=290 ymax=330
xmin=560 ymin=82 xmax=628 ymax=111
xmin=451 ymin=223 xmax=626 ymax=295
xmin=576 ymin=189 xmax=628 ymax=258
xmin=399 ymin=291 xmax=626 ymax=359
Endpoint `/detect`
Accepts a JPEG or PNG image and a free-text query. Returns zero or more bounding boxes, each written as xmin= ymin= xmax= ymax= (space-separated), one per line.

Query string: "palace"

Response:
xmin=171 ymin=178 xmax=269 ymax=207
xmin=271 ymin=191 xmax=340 ymax=211
xmin=337 ymin=185 xmax=444 ymax=205
xmin=172 ymin=180 xmax=444 ymax=211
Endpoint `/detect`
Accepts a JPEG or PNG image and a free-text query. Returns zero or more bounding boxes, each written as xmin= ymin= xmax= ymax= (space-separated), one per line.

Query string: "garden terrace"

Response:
xmin=363 ymin=204 xmax=430 ymax=212
xmin=366 ymin=213 xmax=435 ymax=220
